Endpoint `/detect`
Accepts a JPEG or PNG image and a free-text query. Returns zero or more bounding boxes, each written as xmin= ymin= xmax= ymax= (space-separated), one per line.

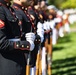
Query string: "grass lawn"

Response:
xmin=52 ymin=31 xmax=76 ymax=75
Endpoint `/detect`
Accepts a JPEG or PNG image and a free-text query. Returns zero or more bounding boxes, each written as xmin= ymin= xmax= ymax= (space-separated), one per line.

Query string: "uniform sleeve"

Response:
xmin=0 ymin=6 xmax=6 ymax=21
xmin=0 ymin=7 xmax=14 ymax=52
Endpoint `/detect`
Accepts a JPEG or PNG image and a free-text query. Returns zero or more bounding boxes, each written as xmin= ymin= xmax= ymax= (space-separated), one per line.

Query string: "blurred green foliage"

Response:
xmin=48 ymin=0 xmax=76 ymax=10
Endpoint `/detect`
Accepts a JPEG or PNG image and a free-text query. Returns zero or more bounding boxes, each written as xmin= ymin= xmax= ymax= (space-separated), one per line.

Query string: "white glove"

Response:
xmin=25 ymin=32 xmax=35 ymax=51
xmin=25 ymin=32 xmax=35 ymax=41
xmin=38 ymin=34 xmax=44 ymax=43
xmin=54 ymin=18 xmax=61 ymax=23
xmin=37 ymin=22 xmax=43 ymax=29
xmin=37 ymin=29 xmax=44 ymax=43
xmin=37 ymin=22 xmax=44 ymax=43
xmin=43 ymin=21 xmax=48 ymax=30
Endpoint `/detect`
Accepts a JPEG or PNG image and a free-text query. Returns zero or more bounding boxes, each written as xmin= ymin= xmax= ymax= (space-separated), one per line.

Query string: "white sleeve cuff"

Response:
xmin=27 ymin=40 xmax=35 ymax=51
xmin=38 ymin=34 xmax=44 ymax=43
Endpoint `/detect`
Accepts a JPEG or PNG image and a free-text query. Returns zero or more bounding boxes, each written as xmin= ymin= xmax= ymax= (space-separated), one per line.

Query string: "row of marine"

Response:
xmin=0 ymin=0 xmax=54 ymax=75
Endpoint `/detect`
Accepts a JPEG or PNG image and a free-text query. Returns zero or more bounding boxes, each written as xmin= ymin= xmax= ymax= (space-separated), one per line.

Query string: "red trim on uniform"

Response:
xmin=0 ymin=20 xmax=5 ymax=28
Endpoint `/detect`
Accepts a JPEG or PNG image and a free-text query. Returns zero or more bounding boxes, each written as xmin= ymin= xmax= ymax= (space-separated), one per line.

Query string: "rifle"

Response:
xmin=47 ymin=31 xmax=52 ymax=75
xmin=41 ymin=31 xmax=52 ymax=75
xmin=36 ymin=43 xmax=42 ymax=75
xmin=18 ymin=19 xmax=31 ymax=75
xmin=24 ymin=6 xmax=36 ymax=75
xmin=47 ymin=53 xmax=52 ymax=75
xmin=25 ymin=52 xmax=31 ymax=75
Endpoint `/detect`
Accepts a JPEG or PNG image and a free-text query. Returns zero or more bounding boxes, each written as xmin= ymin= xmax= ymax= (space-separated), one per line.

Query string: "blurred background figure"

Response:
xmin=47 ymin=5 xmax=58 ymax=45
xmin=63 ymin=13 xmax=70 ymax=34
xmin=57 ymin=10 xmax=64 ymax=37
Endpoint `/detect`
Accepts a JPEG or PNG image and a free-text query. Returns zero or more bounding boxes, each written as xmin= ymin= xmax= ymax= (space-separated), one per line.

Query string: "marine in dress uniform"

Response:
xmin=26 ymin=0 xmax=44 ymax=75
xmin=0 ymin=0 xmax=35 ymax=75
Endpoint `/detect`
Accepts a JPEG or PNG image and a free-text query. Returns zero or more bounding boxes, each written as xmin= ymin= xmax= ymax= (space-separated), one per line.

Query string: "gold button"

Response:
xmin=22 ymin=7 xmax=25 ymax=10
xmin=16 ymin=44 xmax=19 ymax=47
xmin=7 ymin=3 xmax=9 ymax=6
xmin=36 ymin=39 xmax=37 ymax=41
xmin=22 ymin=45 xmax=24 ymax=47
xmin=27 ymin=46 xmax=29 ymax=48
xmin=39 ymin=40 xmax=40 ymax=41
xmin=25 ymin=8 xmax=27 ymax=10
xmin=34 ymin=27 xmax=36 ymax=29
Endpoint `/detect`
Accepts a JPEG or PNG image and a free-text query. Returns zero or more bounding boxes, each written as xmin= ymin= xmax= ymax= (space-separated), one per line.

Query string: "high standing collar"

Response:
xmin=0 ymin=0 xmax=11 ymax=7
xmin=13 ymin=3 xmax=25 ymax=11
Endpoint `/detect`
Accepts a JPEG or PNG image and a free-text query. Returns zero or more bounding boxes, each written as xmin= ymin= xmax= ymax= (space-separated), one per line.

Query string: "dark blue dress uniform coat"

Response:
xmin=12 ymin=3 xmax=37 ymax=67
xmin=0 ymin=1 xmax=27 ymax=75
